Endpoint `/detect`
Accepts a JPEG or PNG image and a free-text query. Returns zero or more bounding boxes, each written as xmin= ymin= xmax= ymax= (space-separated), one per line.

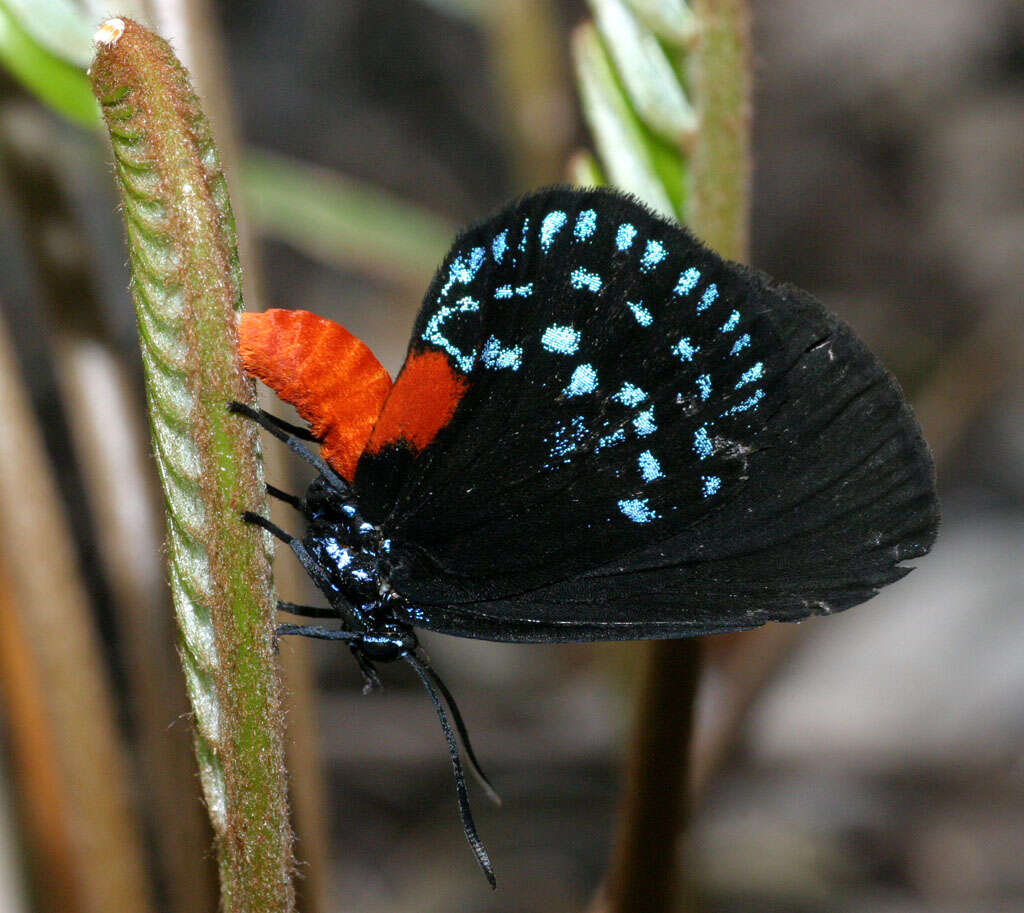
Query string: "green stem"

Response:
xmin=687 ymin=0 xmax=751 ymax=259
xmin=90 ymin=18 xmax=294 ymax=913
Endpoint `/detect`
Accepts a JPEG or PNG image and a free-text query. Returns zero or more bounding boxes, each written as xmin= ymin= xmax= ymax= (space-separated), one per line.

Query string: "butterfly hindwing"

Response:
xmin=353 ymin=188 xmax=937 ymax=641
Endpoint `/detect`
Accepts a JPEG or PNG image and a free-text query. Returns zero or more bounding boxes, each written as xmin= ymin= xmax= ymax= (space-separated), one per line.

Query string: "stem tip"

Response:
xmin=94 ymin=18 xmax=126 ymax=47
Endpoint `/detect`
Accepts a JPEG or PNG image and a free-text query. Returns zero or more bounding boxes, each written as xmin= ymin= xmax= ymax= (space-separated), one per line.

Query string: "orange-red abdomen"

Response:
xmin=238 ymin=309 xmax=392 ymax=480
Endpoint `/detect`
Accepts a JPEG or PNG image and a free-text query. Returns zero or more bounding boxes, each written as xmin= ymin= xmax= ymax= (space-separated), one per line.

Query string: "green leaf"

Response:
xmin=0 ymin=0 xmax=98 ymax=126
xmin=242 ymin=148 xmax=455 ymax=289
xmin=626 ymin=0 xmax=698 ymax=46
xmin=589 ymin=0 xmax=696 ymax=144
xmin=572 ymin=22 xmax=678 ymax=217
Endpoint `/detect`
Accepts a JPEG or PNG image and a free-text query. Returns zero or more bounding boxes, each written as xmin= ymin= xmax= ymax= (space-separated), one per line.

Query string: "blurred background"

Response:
xmin=0 ymin=0 xmax=1021 ymax=911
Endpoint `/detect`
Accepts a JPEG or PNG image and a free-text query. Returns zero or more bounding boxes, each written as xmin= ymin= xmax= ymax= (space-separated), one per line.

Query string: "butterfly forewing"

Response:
xmin=353 ymin=188 xmax=937 ymax=640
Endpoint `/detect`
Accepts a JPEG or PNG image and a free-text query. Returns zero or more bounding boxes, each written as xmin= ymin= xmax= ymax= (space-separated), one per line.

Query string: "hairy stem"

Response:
xmin=90 ymin=18 xmax=294 ymax=913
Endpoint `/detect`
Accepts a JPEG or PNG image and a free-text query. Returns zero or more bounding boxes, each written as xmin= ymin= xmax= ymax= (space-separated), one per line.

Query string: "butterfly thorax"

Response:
xmin=301 ymin=476 xmax=409 ymax=653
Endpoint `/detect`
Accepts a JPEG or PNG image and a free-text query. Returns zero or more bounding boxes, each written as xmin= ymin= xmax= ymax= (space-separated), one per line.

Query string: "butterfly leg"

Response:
xmin=242 ymin=511 xmax=362 ymax=628
xmin=276 ymin=624 xmax=361 ymax=641
xmin=277 ymin=601 xmax=339 ymax=619
xmin=228 ymin=401 xmax=351 ymax=498
xmin=274 ymin=626 xmax=381 ymax=691
xmin=266 ymin=484 xmax=304 ymax=511
xmin=256 ymin=410 xmax=321 ymax=443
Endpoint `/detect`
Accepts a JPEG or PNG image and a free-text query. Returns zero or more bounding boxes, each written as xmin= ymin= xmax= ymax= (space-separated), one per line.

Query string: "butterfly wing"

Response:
xmin=353 ymin=188 xmax=938 ymax=642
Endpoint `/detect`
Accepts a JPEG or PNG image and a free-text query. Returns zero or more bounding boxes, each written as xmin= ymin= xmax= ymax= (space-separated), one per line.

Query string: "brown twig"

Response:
xmin=595 ymin=639 xmax=702 ymax=913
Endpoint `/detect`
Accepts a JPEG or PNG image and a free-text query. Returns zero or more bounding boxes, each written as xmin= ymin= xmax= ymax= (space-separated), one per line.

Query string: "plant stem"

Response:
xmin=90 ymin=18 xmax=294 ymax=913
xmin=688 ymin=0 xmax=752 ymax=261
xmin=598 ymin=639 xmax=701 ymax=913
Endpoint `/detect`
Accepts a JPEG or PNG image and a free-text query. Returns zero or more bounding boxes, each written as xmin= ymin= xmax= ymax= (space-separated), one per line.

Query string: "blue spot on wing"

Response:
xmin=673 ymin=337 xmax=699 ymax=361
xmin=628 ymin=301 xmax=653 ymax=326
xmin=618 ymin=498 xmax=659 ymax=524
xmin=697 ymin=283 xmax=718 ymax=313
xmin=722 ymin=389 xmax=764 ymax=415
xmin=640 ymin=239 xmax=667 ymax=272
xmin=735 ymin=362 xmax=764 ymax=388
xmin=730 ymin=333 xmax=751 ymax=355
xmin=696 ymin=374 xmax=712 ymax=400
xmin=637 ymin=450 xmax=664 ymax=482
xmin=616 ymin=223 xmax=637 ymax=250
xmin=570 ymin=268 xmax=602 ymax=292
xmin=693 ymin=425 xmax=714 ymax=459
xmin=480 ymin=336 xmax=523 ymax=371
xmin=422 ymin=295 xmax=479 ymax=372
xmin=701 ymin=475 xmax=721 ymax=498
xmin=540 ymin=211 xmax=567 ymax=251
xmin=611 ymin=382 xmax=647 ymax=407
xmin=633 ymin=407 xmax=657 ymax=437
xmin=564 ymin=363 xmax=598 ymax=397
xmin=574 ymin=209 xmax=598 ymax=240
xmin=491 ymin=230 xmax=508 ymax=263
xmin=674 ymin=268 xmax=700 ymax=296
xmin=720 ymin=310 xmax=740 ymax=332
xmin=541 ymin=324 xmax=581 ymax=355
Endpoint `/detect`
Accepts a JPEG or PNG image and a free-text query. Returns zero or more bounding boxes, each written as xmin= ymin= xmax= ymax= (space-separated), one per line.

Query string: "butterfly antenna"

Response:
xmin=402 ymin=649 xmax=497 ymax=889
xmin=411 ymin=648 xmax=501 ymax=806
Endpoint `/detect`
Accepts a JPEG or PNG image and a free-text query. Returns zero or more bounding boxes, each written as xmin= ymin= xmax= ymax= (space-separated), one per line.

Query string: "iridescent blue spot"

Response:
xmin=492 ymin=230 xmax=508 ymax=263
xmin=496 ymin=283 xmax=532 ymax=300
xmin=564 ymin=363 xmax=598 ymax=397
xmin=640 ymin=239 xmax=667 ymax=272
xmin=541 ymin=324 xmax=581 ymax=355
xmin=628 ymin=301 xmax=653 ymax=326
xmin=481 ymin=336 xmax=523 ymax=371
xmin=341 ymin=504 xmax=357 ymax=517
xmin=519 ymin=217 xmax=530 ymax=251
xmin=405 ymin=605 xmax=428 ymax=623
xmin=597 ymin=428 xmax=626 ymax=451
xmin=612 ymin=382 xmax=647 ymax=407
xmin=735 ymin=362 xmax=764 ymax=388
xmin=638 ymin=450 xmax=664 ymax=482
xmin=550 ymin=415 xmax=588 ymax=460
xmin=540 ymin=210 xmax=567 ymax=251
xmin=673 ymin=337 xmax=699 ymax=361
xmin=324 ymin=539 xmax=352 ymax=569
xmin=674 ymin=267 xmax=701 ymax=295
xmin=693 ymin=425 xmax=714 ymax=460
xmin=422 ymin=296 xmax=479 ymax=372
xmin=720 ymin=309 xmax=740 ymax=332
xmin=381 ymin=539 xmax=392 ymax=554
xmin=702 ymin=475 xmax=722 ymax=498
xmin=633 ymin=407 xmax=657 ymax=437
xmin=697 ymin=283 xmax=719 ymax=313
xmin=570 ymin=268 xmax=602 ymax=292
xmin=730 ymin=333 xmax=751 ymax=355
xmin=723 ymin=389 xmax=764 ymax=416
xmin=440 ymin=246 xmax=486 ymax=297
xmin=696 ymin=374 xmax=712 ymax=401
xmin=574 ymin=209 xmax=598 ymax=240
xmin=618 ymin=498 xmax=659 ymax=524
xmin=616 ymin=223 xmax=637 ymax=250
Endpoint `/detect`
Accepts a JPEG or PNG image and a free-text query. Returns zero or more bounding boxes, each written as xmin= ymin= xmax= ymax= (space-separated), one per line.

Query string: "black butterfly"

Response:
xmin=231 ymin=187 xmax=938 ymax=886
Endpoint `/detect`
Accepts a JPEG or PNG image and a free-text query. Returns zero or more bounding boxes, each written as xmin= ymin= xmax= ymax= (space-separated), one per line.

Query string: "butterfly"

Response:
xmin=230 ymin=186 xmax=938 ymax=886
